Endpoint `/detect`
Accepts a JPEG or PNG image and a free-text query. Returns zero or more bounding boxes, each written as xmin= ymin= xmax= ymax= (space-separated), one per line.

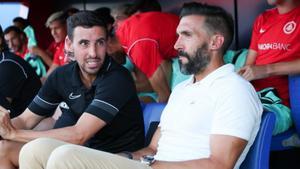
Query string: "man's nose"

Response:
xmin=51 ymin=30 xmax=56 ymax=36
xmin=174 ymin=36 xmax=182 ymax=51
xmin=88 ymin=44 xmax=97 ymax=58
xmin=7 ymin=41 xmax=13 ymax=49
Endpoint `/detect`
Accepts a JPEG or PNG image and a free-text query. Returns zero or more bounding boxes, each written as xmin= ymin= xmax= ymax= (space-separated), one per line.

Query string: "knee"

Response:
xmin=50 ymin=144 xmax=77 ymax=160
xmin=47 ymin=145 xmax=117 ymax=169
xmin=46 ymin=145 xmax=79 ymax=168
xmin=19 ymin=138 xmax=54 ymax=164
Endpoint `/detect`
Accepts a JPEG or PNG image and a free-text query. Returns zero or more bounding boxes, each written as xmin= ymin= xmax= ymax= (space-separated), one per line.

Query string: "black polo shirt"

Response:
xmin=0 ymin=51 xmax=41 ymax=118
xmin=28 ymin=57 xmax=144 ymax=152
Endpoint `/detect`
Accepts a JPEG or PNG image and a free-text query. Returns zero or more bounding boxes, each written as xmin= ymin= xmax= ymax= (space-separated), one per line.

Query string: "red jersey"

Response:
xmin=48 ymin=41 xmax=66 ymax=66
xmin=116 ymin=12 xmax=179 ymax=78
xmin=249 ymin=6 xmax=300 ymax=106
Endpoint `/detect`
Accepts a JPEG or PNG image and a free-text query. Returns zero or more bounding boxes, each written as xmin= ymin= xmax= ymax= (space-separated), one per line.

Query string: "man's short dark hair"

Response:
xmin=114 ymin=3 xmax=136 ymax=18
xmin=132 ymin=0 xmax=161 ymax=13
xmin=4 ymin=26 xmax=23 ymax=36
xmin=64 ymin=7 xmax=80 ymax=16
xmin=67 ymin=11 xmax=107 ymax=40
xmin=94 ymin=7 xmax=115 ymax=27
xmin=180 ymin=2 xmax=234 ymax=54
xmin=13 ymin=17 xmax=30 ymax=29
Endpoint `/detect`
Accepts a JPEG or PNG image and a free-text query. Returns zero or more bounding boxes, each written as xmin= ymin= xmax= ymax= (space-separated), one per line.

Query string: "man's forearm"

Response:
xmin=267 ymin=59 xmax=300 ymax=76
xmin=8 ymin=126 xmax=84 ymax=144
xmin=31 ymin=46 xmax=53 ymax=67
xmin=245 ymin=49 xmax=257 ymax=65
xmin=11 ymin=116 xmax=32 ymax=130
xmin=33 ymin=117 xmax=56 ymax=131
xmin=152 ymin=158 xmax=227 ymax=169
xmin=136 ymin=81 xmax=154 ymax=93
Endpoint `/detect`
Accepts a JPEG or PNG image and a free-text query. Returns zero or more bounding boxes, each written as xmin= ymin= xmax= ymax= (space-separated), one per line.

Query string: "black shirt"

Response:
xmin=0 ymin=51 xmax=41 ymax=118
xmin=28 ymin=57 xmax=145 ymax=152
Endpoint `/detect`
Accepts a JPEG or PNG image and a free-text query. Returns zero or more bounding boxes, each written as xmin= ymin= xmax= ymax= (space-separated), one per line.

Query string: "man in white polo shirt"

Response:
xmin=19 ymin=2 xmax=263 ymax=169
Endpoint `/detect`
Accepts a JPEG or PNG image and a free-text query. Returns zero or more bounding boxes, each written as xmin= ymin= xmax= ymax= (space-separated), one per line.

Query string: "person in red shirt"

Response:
xmin=115 ymin=10 xmax=179 ymax=102
xmin=45 ymin=11 xmax=68 ymax=77
xmin=239 ymin=0 xmax=300 ymax=107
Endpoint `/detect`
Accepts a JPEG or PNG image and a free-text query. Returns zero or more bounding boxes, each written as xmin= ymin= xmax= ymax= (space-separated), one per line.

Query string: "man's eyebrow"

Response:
xmin=78 ymin=39 xmax=89 ymax=42
xmin=96 ymin=37 xmax=106 ymax=41
xmin=179 ymin=30 xmax=192 ymax=36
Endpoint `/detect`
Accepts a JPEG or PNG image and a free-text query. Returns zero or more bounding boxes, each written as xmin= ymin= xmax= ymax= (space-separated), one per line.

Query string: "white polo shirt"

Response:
xmin=155 ymin=64 xmax=263 ymax=169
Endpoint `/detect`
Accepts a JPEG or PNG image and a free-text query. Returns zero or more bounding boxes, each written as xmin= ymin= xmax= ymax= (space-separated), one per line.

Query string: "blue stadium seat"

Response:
xmin=271 ymin=75 xmax=300 ymax=150
xmin=240 ymin=111 xmax=276 ymax=169
xmin=289 ymin=75 xmax=300 ymax=135
xmin=142 ymin=103 xmax=166 ymax=145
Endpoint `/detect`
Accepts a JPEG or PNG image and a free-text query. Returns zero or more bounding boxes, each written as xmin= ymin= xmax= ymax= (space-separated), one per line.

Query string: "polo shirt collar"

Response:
xmin=186 ymin=64 xmax=235 ymax=86
xmin=71 ymin=56 xmax=112 ymax=87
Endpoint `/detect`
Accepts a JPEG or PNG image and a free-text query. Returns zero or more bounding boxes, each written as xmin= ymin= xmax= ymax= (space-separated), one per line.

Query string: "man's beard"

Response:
xmin=178 ymin=43 xmax=211 ymax=75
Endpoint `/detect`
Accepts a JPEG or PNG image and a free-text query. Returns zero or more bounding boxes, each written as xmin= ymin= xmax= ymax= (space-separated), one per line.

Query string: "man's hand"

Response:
xmin=28 ymin=46 xmax=37 ymax=55
xmin=238 ymin=65 xmax=269 ymax=81
xmin=0 ymin=106 xmax=16 ymax=140
xmin=28 ymin=46 xmax=53 ymax=67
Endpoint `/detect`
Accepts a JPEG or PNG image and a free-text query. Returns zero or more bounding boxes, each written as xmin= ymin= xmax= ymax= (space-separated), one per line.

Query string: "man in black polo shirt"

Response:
xmin=0 ymin=11 xmax=144 ymax=169
xmin=0 ymin=25 xmax=41 ymax=118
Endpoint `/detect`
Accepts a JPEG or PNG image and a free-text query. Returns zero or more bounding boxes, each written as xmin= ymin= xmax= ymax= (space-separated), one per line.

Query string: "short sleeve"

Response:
xmin=211 ymin=82 xmax=262 ymax=140
xmin=85 ymin=69 xmax=136 ymax=123
xmin=28 ymin=69 xmax=62 ymax=117
xmin=0 ymin=61 xmax=27 ymax=98
xmin=128 ymin=40 xmax=163 ymax=78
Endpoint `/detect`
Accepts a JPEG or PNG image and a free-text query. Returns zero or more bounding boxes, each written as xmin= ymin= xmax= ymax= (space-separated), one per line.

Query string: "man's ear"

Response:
xmin=65 ymin=36 xmax=73 ymax=52
xmin=209 ymin=34 xmax=224 ymax=51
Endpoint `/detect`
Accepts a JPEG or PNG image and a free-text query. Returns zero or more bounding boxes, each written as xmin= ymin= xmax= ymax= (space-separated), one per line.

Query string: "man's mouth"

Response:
xmin=86 ymin=59 xmax=101 ymax=67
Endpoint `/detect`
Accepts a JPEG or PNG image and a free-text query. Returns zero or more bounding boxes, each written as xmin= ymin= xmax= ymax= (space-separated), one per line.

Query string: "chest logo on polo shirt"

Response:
xmin=69 ymin=92 xmax=81 ymax=100
xmin=283 ymin=21 xmax=296 ymax=34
